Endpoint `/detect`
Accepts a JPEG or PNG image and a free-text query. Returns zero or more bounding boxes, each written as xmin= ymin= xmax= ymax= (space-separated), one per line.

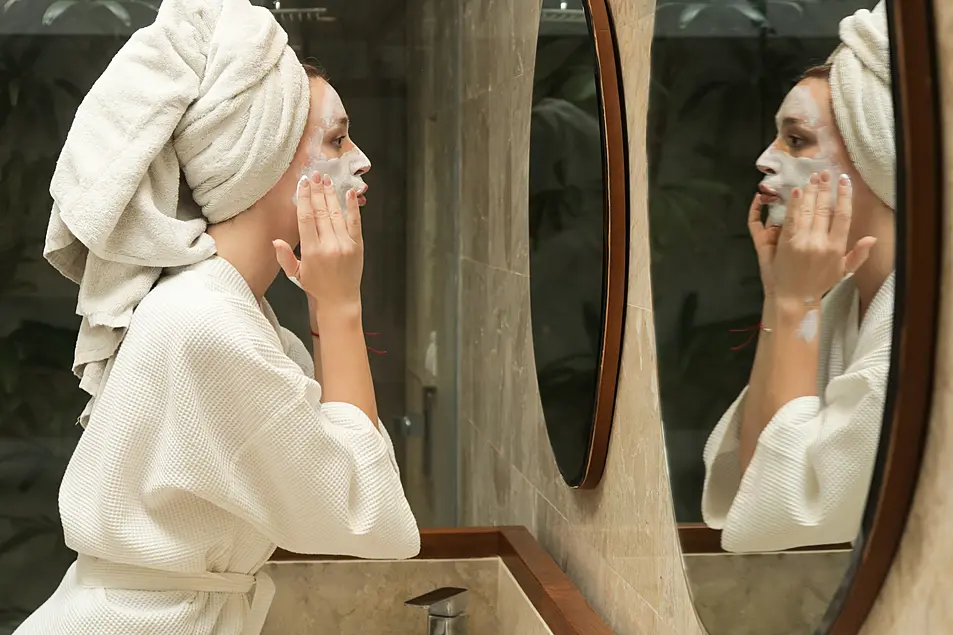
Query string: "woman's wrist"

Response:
xmin=315 ymin=301 xmax=363 ymax=329
xmin=768 ymin=295 xmax=821 ymax=329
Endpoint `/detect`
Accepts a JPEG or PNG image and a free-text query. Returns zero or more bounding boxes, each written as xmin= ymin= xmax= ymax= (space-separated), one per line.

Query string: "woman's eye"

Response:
xmin=787 ymin=135 xmax=804 ymax=150
xmin=333 ymin=136 xmax=346 ymax=148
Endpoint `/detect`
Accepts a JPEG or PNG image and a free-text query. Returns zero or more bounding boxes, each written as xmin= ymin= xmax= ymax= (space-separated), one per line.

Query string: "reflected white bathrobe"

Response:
xmin=14 ymin=257 xmax=420 ymax=635
xmin=701 ymin=273 xmax=894 ymax=553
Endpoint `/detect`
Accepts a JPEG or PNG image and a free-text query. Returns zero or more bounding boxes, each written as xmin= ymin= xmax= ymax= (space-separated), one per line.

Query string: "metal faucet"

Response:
xmin=405 ymin=587 xmax=468 ymax=635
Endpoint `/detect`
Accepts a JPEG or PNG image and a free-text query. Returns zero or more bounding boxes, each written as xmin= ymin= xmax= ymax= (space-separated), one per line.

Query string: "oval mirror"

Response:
xmin=528 ymin=0 xmax=627 ymax=489
xmin=648 ymin=0 xmax=940 ymax=633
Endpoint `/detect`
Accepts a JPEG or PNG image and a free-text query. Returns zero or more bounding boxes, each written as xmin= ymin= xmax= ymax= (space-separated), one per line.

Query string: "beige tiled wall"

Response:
xmin=411 ymin=0 xmax=953 ymax=633
xmin=450 ymin=1 xmax=705 ymax=634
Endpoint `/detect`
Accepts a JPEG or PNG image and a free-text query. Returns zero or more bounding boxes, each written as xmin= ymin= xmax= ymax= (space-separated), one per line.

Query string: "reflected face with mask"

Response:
xmin=756 ymin=70 xmax=886 ymax=250
xmin=756 ymin=77 xmax=848 ymax=227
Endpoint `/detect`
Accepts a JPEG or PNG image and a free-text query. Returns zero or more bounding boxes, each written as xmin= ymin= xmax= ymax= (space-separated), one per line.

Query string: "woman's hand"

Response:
xmin=307 ymin=293 xmax=319 ymax=334
xmin=747 ymin=193 xmax=783 ymax=297
xmin=274 ymin=173 xmax=364 ymax=317
xmin=771 ymin=170 xmax=876 ymax=303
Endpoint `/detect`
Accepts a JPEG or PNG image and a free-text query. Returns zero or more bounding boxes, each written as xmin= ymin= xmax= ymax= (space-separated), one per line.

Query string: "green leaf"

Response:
xmin=96 ymin=0 xmax=132 ymax=26
xmin=42 ymin=0 xmax=78 ymax=25
xmin=731 ymin=2 xmax=768 ymax=26
xmin=0 ymin=524 xmax=57 ymax=557
xmin=678 ymin=3 xmax=706 ymax=29
xmin=54 ymin=78 xmax=84 ymax=102
xmin=126 ymin=0 xmax=159 ymax=11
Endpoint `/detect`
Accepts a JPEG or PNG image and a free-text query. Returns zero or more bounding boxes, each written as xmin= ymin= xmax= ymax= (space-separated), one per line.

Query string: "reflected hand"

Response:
xmin=747 ymin=193 xmax=782 ymax=297
xmin=773 ymin=171 xmax=876 ymax=303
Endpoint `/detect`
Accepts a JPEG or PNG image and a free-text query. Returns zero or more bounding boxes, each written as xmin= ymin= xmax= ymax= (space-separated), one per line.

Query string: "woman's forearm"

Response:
xmin=311 ymin=333 xmax=324 ymax=385
xmin=315 ymin=303 xmax=380 ymax=428
xmin=739 ymin=301 xmax=777 ymax=469
xmin=308 ymin=299 xmax=324 ymax=385
xmin=739 ymin=298 xmax=820 ymax=471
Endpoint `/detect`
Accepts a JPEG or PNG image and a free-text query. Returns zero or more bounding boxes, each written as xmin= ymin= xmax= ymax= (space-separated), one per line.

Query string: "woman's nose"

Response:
xmin=755 ymin=144 xmax=779 ymax=176
xmin=355 ymin=162 xmax=370 ymax=176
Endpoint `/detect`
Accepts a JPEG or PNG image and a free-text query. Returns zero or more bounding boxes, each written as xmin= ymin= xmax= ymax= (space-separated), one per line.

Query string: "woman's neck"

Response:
xmin=206 ymin=214 xmax=281 ymax=301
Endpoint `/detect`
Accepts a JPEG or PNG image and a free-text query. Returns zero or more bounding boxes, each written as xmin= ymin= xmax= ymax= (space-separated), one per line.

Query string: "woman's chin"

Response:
xmin=766 ymin=204 xmax=787 ymax=227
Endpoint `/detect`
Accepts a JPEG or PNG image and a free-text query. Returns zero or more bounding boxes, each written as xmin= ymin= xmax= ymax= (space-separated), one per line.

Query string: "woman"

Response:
xmin=14 ymin=0 xmax=418 ymax=633
xmin=701 ymin=1 xmax=895 ymax=553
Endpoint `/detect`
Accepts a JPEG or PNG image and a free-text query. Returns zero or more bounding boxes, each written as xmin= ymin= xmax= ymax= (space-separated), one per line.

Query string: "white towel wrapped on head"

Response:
xmin=44 ymin=0 xmax=310 ymax=426
xmin=828 ymin=0 xmax=894 ymax=209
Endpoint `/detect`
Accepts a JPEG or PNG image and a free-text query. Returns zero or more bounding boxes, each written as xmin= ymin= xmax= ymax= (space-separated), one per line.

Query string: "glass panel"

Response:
xmin=0 ymin=1 xmax=461 ymax=630
xmin=0 ymin=28 xmax=128 ymax=630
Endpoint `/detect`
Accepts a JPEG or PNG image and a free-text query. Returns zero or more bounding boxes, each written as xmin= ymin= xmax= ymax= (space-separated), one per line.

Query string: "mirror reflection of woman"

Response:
xmin=701 ymin=1 xmax=896 ymax=552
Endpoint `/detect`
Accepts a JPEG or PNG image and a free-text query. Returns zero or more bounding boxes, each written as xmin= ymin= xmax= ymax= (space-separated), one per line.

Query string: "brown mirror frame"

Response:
xmin=674 ymin=0 xmax=942 ymax=632
xmin=550 ymin=0 xmax=629 ymax=490
xmin=820 ymin=0 xmax=942 ymax=632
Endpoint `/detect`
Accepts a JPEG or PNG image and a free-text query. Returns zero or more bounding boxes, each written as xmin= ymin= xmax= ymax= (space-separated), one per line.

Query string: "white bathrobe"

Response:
xmin=14 ymin=257 xmax=420 ymax=635
xmin=701 ymin=273 xmax=894 ymax=553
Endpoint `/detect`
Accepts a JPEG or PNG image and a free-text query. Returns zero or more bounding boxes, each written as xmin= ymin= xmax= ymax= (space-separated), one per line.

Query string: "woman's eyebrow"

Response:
xmin=318 ymin=116 xmax=349 ymax=132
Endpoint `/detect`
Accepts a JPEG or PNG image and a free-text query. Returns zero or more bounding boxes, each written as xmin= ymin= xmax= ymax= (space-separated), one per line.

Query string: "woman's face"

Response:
xmin=265 ymin=76 xmax=372 ymax=246
xmin=756 ymin=78 xmax=874 ymax=245
xmin=756 ymin=78 xmax=847 ymax=226
xmin=296 ymin=78 xmax=372 ymax=210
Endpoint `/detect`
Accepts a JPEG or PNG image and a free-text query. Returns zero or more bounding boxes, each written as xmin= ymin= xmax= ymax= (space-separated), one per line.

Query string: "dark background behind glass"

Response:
xmin=528 ymin=0 xmax=607 ymax=487
xmin=647 ymin=0 xmax=873 ymax=522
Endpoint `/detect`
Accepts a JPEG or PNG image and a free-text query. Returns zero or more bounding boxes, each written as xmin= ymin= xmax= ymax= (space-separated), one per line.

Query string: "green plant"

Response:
xmin=655 ymin=0 xmax=822 ymax=31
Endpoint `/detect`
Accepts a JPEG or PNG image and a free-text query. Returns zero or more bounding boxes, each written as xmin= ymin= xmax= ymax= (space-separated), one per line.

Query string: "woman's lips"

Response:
xmin=356 ymin=184 xmax=368 ymax=207
xmin=758 ymin=184 xmax=780 ymax=205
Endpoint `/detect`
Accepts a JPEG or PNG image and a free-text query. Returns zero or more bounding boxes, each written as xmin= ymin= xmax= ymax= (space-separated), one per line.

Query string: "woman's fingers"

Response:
xmin=844 ymin=236 xmax=878 ymax=274
xmin=345 ymin=188 xmax=363 ymax=243
xmin=273 ymin=238 xmax=301 ymax=279
xmin=322 ymin=174 xmax=352 ymax=244
xmin=781 ymin=186 xmax=803 ymax=238
xmin=310 ymin=173 xmax=334 ymax=239
xmin=295 ymin=178 xmax=319 ymax=249
xmin=797 ymin=173 xmax=819 ymax=233
xmin=747 ymin=193 xmax=765 ymax=240
xmin=829 ymin=173 xmax=854 ymax=248
xmin=811 ymin=170 xmax=834 ymax=236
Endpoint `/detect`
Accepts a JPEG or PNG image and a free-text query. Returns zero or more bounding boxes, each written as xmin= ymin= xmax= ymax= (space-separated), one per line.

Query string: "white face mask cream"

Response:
xmin=293 ymin=83 xmax=371 ymax=214
xmin=757 ymin=85 xmax=841 ymax=226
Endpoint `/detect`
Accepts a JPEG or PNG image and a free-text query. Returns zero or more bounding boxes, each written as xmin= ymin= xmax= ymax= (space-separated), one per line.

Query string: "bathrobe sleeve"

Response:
xmin=169 ymin=307 xmax=420 ymax=560
xmin=701 ymin=361 xmax=888 ymax=553
xmin=276 ymin=326 xmax=315 ymax=376
xmin=275 ymin=325 xmax=402 ymax=474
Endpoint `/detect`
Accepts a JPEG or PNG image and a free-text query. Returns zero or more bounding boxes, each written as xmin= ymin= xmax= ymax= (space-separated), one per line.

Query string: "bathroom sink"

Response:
xmin=262 ymin=526 xmax=612 ymax=635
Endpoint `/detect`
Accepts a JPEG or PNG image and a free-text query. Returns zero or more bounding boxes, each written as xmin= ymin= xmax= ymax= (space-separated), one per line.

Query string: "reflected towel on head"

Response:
xmin=828 ymin=0 xmax=894 ymax=209
xmin=43 ymin=0 xmax=310 ymax=426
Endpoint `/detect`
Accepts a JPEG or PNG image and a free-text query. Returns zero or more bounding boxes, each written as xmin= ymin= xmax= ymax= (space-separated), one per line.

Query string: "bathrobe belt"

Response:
xmin=75 ymin=554 xmax=276 ymax=635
